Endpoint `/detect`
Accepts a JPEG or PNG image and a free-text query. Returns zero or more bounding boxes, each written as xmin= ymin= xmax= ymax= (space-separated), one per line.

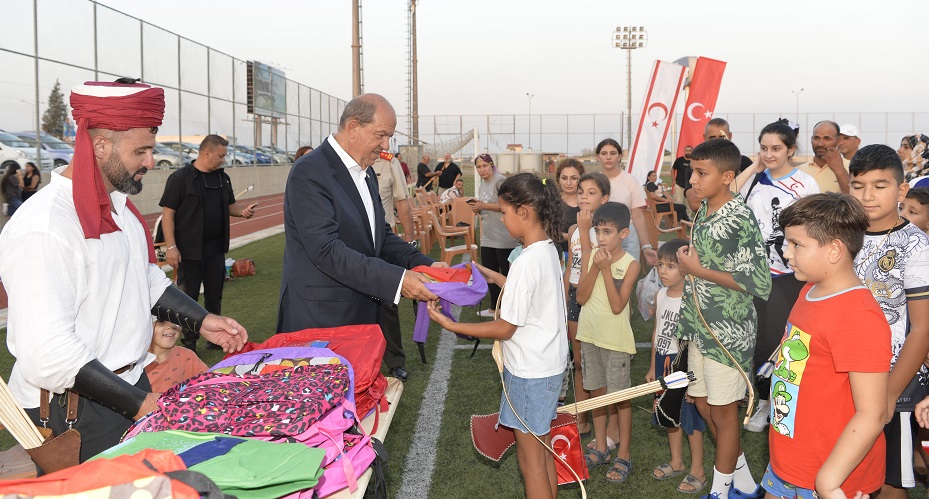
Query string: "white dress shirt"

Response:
xmin=0 ymin=167 xmax=172 ymax=408
xmin=326 ymin=135 xmax=405 ymax=304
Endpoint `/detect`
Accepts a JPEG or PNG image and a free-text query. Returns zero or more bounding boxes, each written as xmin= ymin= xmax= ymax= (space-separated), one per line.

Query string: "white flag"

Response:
xmin=626 ymin=60 xmax=686 ymax=184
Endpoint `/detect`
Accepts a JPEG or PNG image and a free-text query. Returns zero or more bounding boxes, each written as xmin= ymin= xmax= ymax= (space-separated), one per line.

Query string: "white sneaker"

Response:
xmin=745 ymin=400 xmax=770 ymax=432
xmin=477 ymin=309 xmax=496 ymax=318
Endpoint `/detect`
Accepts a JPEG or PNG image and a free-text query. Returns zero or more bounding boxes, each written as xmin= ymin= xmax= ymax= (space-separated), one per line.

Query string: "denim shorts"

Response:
xmin=761 ymin=463 xmax=819 ymax=499
xmin=498 ymin=368 xmax=562 ymax=435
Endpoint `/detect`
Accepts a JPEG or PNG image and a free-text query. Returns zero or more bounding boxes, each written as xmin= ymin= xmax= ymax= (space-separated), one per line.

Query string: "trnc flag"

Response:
xmin=626 ymin=60 xmax=686 ymax=184
xmin=676 ymin=57 xmax=727 ymax=157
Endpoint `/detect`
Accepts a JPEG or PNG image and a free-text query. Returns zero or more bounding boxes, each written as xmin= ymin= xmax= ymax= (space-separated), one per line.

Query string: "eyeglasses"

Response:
xmin=201 ymin=172 xmax=222 ymax=189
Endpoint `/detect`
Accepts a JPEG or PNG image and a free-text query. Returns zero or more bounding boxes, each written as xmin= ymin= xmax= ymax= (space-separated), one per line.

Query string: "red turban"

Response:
xmin=70 ymin=82 xmax=165 ymax=263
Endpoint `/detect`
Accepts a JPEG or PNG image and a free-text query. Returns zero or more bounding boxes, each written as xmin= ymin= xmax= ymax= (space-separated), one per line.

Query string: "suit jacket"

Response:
xmin=277 ymin=138 xmax=433 ymax=332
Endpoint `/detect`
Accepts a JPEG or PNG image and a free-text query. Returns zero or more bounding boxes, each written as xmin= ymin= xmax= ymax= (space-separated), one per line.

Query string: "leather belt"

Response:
xmin=113 ymin=362 xmax=136 ymax=375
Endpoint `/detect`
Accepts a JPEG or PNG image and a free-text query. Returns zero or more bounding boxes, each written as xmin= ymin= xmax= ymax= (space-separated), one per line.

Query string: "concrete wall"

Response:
xmin=129 ymin=165 xmax=290 ymax=215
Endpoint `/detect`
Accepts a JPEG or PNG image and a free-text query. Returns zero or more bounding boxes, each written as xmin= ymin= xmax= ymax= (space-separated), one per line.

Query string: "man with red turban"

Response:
xmin=0 ymin=79 xmax=248 ymax=467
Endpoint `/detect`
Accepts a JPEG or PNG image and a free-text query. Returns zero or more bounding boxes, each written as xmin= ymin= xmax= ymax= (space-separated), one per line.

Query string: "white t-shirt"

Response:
xmin=500 ymin=239 xmax=569 ymax=378
xmin=653 ymin=287 xmax=681 ymax=356
xmin=568 ymin=225 xmax=597 ymax=285
xmin=740 ymin=168 xmax=819 ymax=275
xmin=608 ymin=170 xmax=645 ymax=260
xmin=854 ymin=220 xmax=929 ymax=410
xmin=0 ymin=167 xmax=172 ymax=408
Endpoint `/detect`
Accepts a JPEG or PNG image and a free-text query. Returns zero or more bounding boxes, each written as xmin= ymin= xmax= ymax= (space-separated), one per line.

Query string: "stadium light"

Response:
xmin=613 ymin=25 xmax=648 ymax=152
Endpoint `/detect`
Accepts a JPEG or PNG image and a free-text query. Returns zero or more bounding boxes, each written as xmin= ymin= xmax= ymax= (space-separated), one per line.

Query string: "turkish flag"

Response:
xmin=551 ymin=414 xmax=589 ymax=485
xmin=676 ymin=57 xmax=727 ymax=157
xmin=626 ymin=60 xmax=686 ymax=184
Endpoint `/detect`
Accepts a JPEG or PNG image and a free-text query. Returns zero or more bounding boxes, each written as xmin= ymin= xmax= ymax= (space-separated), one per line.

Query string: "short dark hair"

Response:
xmin=592 ymin=202 xmax=631 ymax=231
xmin=813 ymin=120 xmax=840 ymax=136
xmin=657 ymin=238 xmax=689 ymax=263
xmin=690 ymin=138 xmax=741 ymax=174
xmin=779 ymin=192 xmax=869 ymax=257
xmin=907 ymin=187 xmax=929 ymax=206
xmin=578 ymin=172 xmax=610 ymax=197
xmin=596 ymin=138 xmax=623 ymax=155
xmin=705 ymin=118 xmax=731 ymax=134
xmin=200 ymin=134 xmax=229 ymax=152
xmin=849 ymin=144 xmax=905 ymax=184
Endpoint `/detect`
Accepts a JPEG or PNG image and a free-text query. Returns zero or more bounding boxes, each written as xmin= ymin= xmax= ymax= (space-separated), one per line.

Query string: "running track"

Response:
xmin=0 ymin=192 xmax=285 ymax=311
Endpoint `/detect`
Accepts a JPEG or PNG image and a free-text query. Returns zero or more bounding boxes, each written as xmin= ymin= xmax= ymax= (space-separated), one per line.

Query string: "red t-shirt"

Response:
xmin=769 ymin=284 xmax=891 ymax=495
xmin=145 ymin=347 xmax=209 ymax=393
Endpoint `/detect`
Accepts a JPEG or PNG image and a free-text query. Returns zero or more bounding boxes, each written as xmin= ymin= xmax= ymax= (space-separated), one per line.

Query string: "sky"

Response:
xmin=77 ymin=0 xmax=926 ymax=117
xmin=1 ymin=0 xmax=927 ymax=154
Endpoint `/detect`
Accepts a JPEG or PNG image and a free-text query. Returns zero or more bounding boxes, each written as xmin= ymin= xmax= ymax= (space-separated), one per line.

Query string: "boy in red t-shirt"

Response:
xmin=145 ymin=320 xmax=209 ymax=393
xmin=762 ymin=193 xmax=892 ymax=498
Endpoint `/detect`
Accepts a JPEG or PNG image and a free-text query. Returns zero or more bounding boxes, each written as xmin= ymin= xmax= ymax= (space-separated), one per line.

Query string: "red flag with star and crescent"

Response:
xmin=626 ymin=60 xmax=686 ymax=184
xmin=676 ymin=57 xmax=727 ymax=158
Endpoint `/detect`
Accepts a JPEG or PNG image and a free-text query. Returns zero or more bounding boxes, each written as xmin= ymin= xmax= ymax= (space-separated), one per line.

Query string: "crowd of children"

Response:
xmin=419 ymin=124 xmax=929 ymax=499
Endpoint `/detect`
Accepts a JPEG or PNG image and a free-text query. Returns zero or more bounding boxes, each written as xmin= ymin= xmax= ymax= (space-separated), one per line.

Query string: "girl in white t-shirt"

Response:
xmin=735 ymin=120 xmax=819 ymax=433
xmin=428 ymin=172 xmax=568 ymax=498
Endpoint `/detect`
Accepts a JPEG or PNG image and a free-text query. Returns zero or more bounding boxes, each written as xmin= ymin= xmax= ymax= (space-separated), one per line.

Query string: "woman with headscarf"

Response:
xmin=898 ymin=133 xmax=929 ymax=180
xmin=469 ymin=153 xmax=518 ymax=317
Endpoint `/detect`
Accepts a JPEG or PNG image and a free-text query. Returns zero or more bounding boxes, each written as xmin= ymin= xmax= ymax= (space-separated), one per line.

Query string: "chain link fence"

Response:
xmin=0 ymin=0 xmax=346 ymax=165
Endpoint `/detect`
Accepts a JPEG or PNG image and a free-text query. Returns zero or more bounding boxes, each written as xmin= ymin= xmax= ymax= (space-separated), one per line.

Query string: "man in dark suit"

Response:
xmin=277 ymin=93 xmax=440 ymax=382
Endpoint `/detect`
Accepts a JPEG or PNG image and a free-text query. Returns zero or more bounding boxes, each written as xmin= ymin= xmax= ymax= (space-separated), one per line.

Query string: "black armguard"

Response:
xmin=72 ymin=360 xmax=147 ymax=417
xmin=152 ymin=285 xmax=209 ymax=334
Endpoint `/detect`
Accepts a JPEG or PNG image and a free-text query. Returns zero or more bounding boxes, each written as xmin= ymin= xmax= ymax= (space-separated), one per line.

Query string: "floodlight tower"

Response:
xmin=613 ymin=26 xmax=648 ymax=151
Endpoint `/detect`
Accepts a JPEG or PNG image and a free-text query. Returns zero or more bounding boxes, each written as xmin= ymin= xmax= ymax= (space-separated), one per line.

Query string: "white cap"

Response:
xmin=839 ymin=124 xmax=860 ymax=138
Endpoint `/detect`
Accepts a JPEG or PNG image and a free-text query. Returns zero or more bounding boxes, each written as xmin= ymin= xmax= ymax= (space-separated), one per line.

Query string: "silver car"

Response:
xmin=153 ymin=144 xmax=193 ymax=168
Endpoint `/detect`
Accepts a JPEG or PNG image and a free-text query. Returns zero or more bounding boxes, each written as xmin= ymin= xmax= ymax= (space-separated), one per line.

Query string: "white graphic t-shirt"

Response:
xmin=854 ymin=220 xmax=929 ymax=410
xmin=653 ymin=287 xmax=681 ymax=356
xmin=567 ymin=225 xmax=597 ymax=285
xmin=740 ymin=168 xmax=819 ymax=275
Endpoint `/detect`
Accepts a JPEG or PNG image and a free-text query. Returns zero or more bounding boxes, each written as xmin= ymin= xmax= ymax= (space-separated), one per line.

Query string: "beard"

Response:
xmin=100 ymin=152 xmax=145 ymax=195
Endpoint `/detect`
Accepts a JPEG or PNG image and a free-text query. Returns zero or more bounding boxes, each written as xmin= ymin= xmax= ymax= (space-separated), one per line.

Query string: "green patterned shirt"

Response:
xmin=676 ymin=197 xmax=772 ymax=371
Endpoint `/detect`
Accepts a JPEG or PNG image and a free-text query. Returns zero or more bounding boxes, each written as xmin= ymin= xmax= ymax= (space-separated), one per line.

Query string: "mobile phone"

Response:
xmin=466 ymin=198 xmax=477 ymax=204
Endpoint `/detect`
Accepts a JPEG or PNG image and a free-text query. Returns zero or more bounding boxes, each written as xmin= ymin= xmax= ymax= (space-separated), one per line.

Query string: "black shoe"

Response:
xmin=389 ymin=366 xmax=408 ymax=382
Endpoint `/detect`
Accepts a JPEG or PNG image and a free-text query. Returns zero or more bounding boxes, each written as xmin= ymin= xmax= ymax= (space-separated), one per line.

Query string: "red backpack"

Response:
xmin=234 ymin=325 xmax=388 ymax=419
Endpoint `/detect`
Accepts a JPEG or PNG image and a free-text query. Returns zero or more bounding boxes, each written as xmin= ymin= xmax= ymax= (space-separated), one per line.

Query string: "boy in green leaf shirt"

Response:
xmin=675 ymin=139 xmax=772 ymax=499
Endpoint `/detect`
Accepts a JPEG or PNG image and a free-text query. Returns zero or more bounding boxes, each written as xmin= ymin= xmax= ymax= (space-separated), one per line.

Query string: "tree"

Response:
xmin=41 ymin=79 xmax=67 ymax=140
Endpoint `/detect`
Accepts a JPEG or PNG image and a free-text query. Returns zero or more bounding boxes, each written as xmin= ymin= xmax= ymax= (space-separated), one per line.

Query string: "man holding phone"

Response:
xmin=160 ymin=134 xmax=258 ymax=351
xmin=798 ymin=120 xmax=851 ymax=193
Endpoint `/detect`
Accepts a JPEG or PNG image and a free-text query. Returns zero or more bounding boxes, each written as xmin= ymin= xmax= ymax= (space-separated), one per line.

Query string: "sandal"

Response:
xmin=677 ymin=473 xmax=707 ymax=494
xmin=653 ymin=463 xmax=686 ymax=481
xmin=585 ymin=447 xmax=611 ymax=468
xmin=585 ymin=436 xmax=617 ymax=451
xmin=605 ymin=457 xmax=632 ymax=483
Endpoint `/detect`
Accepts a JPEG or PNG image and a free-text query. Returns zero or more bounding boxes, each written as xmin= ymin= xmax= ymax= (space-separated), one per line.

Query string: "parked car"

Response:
xmin=234 ymin=145 xmax=272 ymax=165
xmin=153 ymin=144 xmax=193 ymax=168
xmin=0 ymin=131 xmax=54 ymax=171
xmin=14 ymin=132 xmax=74 ymax=167
xmin=159 ymin=141 xmax=200 ymax=161
xmin=256 ymin=146 xmax=291 ymax=164
xmin=225 ymin=148 xmax=256 ymax=166
xmin=266 ymin=145 xmax=295 ymax=163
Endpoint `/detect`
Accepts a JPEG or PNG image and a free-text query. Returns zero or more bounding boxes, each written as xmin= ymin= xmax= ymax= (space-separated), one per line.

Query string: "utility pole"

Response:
xmin=351 ymin=0 xmax=362 ymax=97
xmin=411 ymin=0 xmax=419 ymax=142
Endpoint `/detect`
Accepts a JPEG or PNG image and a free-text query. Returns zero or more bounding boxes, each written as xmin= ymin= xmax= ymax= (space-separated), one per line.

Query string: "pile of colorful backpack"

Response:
xmin=0 ymin=325 xmax=391 ymax=499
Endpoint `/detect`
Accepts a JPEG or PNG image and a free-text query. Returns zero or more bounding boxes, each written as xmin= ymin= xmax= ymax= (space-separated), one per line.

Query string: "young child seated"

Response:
xmin=647 ymin=238 xmax=707 ymax=494
xmin=145 ymin=320 xmax=209 ymax=393
xmin=762 ymin=192 xmax=891 ymax=498
xmin=575 ymin=202 xmax=640 ymax=483
xmin=901 ymin=187 xmax=929 ymax=235
xmin=849 ymin=145 xmax=929 ymax=498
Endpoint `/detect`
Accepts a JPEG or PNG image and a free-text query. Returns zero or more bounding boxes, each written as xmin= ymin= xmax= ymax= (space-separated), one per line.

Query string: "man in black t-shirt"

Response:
xmin=416 ymin=154 xmax=438 ymax=191
xmin=160 ymin=135 xmax=258 ymax=351
xmin=434 ymin=154 xmax=462 ymax=196
xmin=671 ymin=145 xmax=692 ymax=206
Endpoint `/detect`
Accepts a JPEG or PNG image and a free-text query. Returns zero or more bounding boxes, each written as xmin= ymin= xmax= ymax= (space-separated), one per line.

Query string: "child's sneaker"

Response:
xmin=744 ymin=399 xmax=770 ymax=432
xmin=729 ymin=484 xmax=765 ymax=499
